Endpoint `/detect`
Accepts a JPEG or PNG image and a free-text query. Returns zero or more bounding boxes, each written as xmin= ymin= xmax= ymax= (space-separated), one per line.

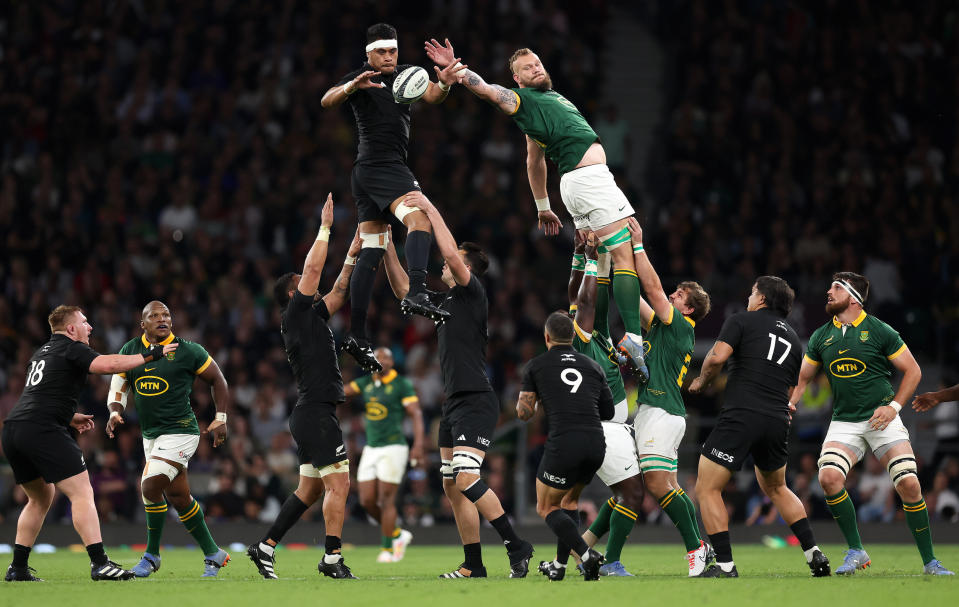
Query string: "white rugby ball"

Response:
xmin=392 ymin=66 xmax=430 ymax=104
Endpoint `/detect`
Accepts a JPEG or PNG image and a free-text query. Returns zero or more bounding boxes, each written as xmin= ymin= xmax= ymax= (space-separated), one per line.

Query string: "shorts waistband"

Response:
xmin=560 ymin=163 xmax=609 ymax=180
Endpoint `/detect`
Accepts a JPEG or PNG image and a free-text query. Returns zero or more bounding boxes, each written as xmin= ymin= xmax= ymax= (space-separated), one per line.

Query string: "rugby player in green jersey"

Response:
xmin=424 ymin=38 xmax=649 ymax=383
xmin=106 ymin=300 xmax=231 ymax=577
xmin=790 ymin=272 xmax=953 ymax=576
xmin=537 ymin=232 xmax=644 ymax=579
xmin=345 ymin=348 xmax=425 ymax=563
xmin=626 ymin=219 xmax=713 ymax=576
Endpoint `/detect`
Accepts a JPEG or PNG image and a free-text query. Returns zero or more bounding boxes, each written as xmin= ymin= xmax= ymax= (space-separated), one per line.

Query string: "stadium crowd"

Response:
xmin=1 ymin=0 xmax=958 ymax=533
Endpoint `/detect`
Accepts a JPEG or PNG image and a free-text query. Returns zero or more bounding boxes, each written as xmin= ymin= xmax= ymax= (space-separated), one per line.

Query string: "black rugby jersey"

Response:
xmin=337 ymin=63 xmax=417 ymax=165
xmin=437 ymin=274 xmax=493 ymax=396
xmin=281 ymin=291 xmax=344 ymax=407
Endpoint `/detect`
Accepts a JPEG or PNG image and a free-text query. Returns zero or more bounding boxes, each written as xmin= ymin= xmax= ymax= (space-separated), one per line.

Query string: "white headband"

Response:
xmin=366 ymin=39 xmax=397 ymax=52
xmin=832 ymin=280 xmax=864 ymax=306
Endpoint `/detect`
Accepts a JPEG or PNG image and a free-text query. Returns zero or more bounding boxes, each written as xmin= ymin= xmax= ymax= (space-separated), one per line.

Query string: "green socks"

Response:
xmin=903 ymin=499 xmax=936 ymax=564
xmin=605 ymin=502 xmax=637 ymax=563
xmin=825 ymin=490 xmax=864 ymax=550
xmin=659 ymin=489 xmax=701 ymax=552
xmin=678 ymin=489 xmax=702 ymax=543
xmin=588 ymin=497 xmax=615 ymax=539
xmin=612 ymin=269 xmax=642 ymax=336
xmin=144 ymin=500 xmax=168 ymax=555
xmin=595 ymin=277 xmax=611 ymax=340
xmin=178 ymin=499 xmax=219 ymax=555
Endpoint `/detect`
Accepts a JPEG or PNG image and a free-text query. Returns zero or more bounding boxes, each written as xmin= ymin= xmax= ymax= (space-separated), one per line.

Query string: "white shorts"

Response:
xmin=559 ymin=164 xmax=634 ymax=231
xmin=823 ymin=417 xmax=910 ymax=461
xmin=142 ymin=433 xmax=200 ymax=468
xmin=634 ymin=404 xmax=686 ymax=471
xmin=596 ymin=422 xmax=640 ymax=486
xmin=356 ymin=444 xmax=409 ymax=485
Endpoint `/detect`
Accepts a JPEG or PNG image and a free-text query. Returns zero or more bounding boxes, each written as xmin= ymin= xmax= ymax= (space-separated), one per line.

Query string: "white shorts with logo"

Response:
xmin=823 ymin=417 xmax=910 ymax=461
xmin=559 ymin=164 xmax=634 ymax=231
xmin=633 ymin=404 xmax=686 ymax=470
xmin=597 ymin=421 xmax=640 ymax=486
xmin=142 ymin=433 xmax=200 ymax=468
xmin=357 ymin=443 xmax=410 ymax=485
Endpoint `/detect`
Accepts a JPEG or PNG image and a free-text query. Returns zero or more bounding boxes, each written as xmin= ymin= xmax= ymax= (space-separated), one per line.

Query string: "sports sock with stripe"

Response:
xmin=605 ymin=503 xmax=637 ymax=563
xmin=903 ymin=499 xmax=936 ymax=564
xmin=380 ymin=535 xmax=393 ymax=551
xmin=659 ymin=489 xmax=700 ymax=552
xmin=265 ymin=494 xmax=309 ymax=545
xmin=144 ymin=500 xmax=168 ymax=555
xmin=177 ymin=498 xmax=218 ymax=555
xmin=677 ymin=489 xmax=703 ymax=543
xmin=612 ymin=270 xmax=642 ymax=336
xmin=587 ymin=498 xmax=615 ymax=541
xmin=824 ymin=489 xmax=864 ymax=550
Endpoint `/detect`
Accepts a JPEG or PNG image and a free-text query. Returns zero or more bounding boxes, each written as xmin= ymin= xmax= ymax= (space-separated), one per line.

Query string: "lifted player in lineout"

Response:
xmin=425 ymin=38 xmax=649 ymax=382
xmin=345 ymin=347 xmax=424 ymax=563
xmin=107 ymin=300 xmax=231 ymax=578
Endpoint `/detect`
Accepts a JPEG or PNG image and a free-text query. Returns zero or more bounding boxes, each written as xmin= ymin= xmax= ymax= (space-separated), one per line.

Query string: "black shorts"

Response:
xmin=701 ymin=410 xmax=790 ymax=472
xmin=351 ymin=162 xmax=421 ymax=223
xmin=289 ymin=403 xmax=347 ymax=470
xmin=438 ymin=391 xmax=499 ymax=451
xmin=1 ymin=421 xmax=87 ymax=485
xmin=537 ymin=432 xmax=606 ymax=490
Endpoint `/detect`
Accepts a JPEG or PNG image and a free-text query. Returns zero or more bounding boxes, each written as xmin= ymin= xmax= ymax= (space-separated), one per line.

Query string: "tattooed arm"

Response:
xmin=516 ymin=391 xmax=538 ymax=421
xmin=459 ymin=69 xmax=520 ymax=114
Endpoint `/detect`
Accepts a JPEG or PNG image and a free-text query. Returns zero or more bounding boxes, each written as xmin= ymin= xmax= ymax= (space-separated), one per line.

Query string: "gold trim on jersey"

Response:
xmin=832 ymin=310 xmax=867 ymax=329
xmin=508 ymin=90 xmax=521 ymax=116
xmin=804 ymin=354 xmax=821 ymax=367
xmin=379 ymin=369 xmax=398 ymax=384
xmin=662 ymin=306 xmax=675 ymax=326
xmin=573 ymin=320 xmax=591 ymax=343
xmin=682 ymin=314 xmax=695 ymax=328
xmin=349 ymin=381 xmax=361 ymax=393
xmin=402 ymin=396 xmax=419 ymax=406
xmin=887 ymin=343 xmax=907 ymax=361
xmin=141 ymin=332 xmax=176 ymax=348
xmin=195 ymin=355 xmax=212 ymax=375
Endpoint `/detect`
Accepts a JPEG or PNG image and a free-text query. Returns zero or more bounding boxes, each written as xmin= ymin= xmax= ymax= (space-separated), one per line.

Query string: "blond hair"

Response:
xmin=678 ymin=281 xmax=711 ymax=322
xmin=508 ymin=48 xmax=534 ymax=74
xmin=48 ymin=305 xmax=82 ymax=332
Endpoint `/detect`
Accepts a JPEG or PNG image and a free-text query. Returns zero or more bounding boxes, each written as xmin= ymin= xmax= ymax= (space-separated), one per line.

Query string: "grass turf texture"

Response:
xmin=4 ymin=544 xmax=955 ymax=607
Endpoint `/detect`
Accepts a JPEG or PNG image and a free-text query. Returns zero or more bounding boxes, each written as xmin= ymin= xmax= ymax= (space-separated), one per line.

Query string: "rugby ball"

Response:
xmin=392 ymin=66 xmax=430 ymax=104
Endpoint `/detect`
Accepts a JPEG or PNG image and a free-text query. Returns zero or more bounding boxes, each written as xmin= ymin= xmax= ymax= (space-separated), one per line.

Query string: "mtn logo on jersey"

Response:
xmin=365 ymin=401 xmax=388 ymax=421
xmin=829 ymin=357 xmax=867 ymax=378
xmin=135 ymin=376 xmax=170 ymax=396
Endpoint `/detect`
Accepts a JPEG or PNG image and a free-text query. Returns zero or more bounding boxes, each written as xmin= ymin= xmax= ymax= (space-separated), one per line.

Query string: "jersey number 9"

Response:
xmin=561 ymin=368 xmax=583 ymax=393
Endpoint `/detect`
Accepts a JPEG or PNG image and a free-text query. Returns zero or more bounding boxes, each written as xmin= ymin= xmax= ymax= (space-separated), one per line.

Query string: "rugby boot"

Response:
xmin=580 ymin=549 xmax=605 ymax=581
xmin=923 ymin=560 xmax=954 ymax=575
xmin=202 ymin=548 xmax=230 ymax=577
xmin=5 ymin=565 xmax=43 ymax=581
xmin=599 ymin=561 xmax=634 ymax=577
xmin=698 ymin=563 xmax=739 ymax=578
xmin=835 ymin=548 xmax=870 ymax=575
xmin=91 ymin=560 xmax=136 ymax=581
xmin=132 ymin=552 xmax=160 ymax=578
xmin=340 ymin=335 xmax=382 ymax=373
xmin=507 ymin=540 xmax=534 ymax=578
xmin=392 ymin=529 xmax=413 ymax=562
xmin=246 ymin=543 xmax=278 ymax=580
xmin=617 ymin=334 xmax=650 ymax=385
xmin=687 ymin=540 xmax=711 ymax=577
xmin=808 ymin=549 xmax=831 ymax=577
xmin=377 ymin=550 xmax=395 ymax=563
xmin=400 ymin=292 xmax=451 ymax=323
xmin=439 ymin=563 xmax=487 ymax=578
xmin=317 ymin=554 xmax=357 ymax=579
xmin=538 ymin=560 xmax=566 ymax=581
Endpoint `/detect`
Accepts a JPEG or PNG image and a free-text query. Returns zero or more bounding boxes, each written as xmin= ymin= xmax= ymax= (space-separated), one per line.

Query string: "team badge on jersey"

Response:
xmin=860 ymin=331 xmax=869 ymax=342
xmin=166 ymin=351 xmax=175 ymax=360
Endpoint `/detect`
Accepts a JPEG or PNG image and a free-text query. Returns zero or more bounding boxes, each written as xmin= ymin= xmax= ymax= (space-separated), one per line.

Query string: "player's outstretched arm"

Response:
xmin=383 ymin=228 xmax=411 ymax=299
xmin=914 ymin=382 xmax=959 ymax=412
xmin=422 ymin=59 xmax=467 ymax=104
xmin=402 ymin=192 xmax=470 ymax=286
xmin=199 ymin=358 xmax=230 ymax=447
xmin=516 ymin=391 xmax=537 ymax=421
xmin=321 ymin=71 xmax=385 ymax=108
xmin=627 ymin=218 xmax=671 ymax=322
xmin=788 ymin=359 xmax=820 ymax=411
xmin=297 ymin=194 xmax=334 ymax=298
xmin=323 ymin=229 xmax=362 ymax=314
xmin=688 ymin=340 xmax=733 ymax=394
xmin=574 ymin=233 xmax=600 ymax=334
xmin=89 ymin=342 xmax=179 ymax=374
xmin=105 ymin=374 xmax=128 ymax=438
xmin=425 ymin=39 xmax=518 ymax=115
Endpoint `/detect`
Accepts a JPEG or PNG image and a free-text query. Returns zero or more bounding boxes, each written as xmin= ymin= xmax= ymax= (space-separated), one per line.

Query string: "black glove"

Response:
xmin=145 ymin=344 xmax=165 ymax=362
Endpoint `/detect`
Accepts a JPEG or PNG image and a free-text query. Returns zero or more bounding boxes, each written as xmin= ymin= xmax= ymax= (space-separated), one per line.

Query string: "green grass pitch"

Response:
xmin=4 ymin=544 xmax=955 ymax=607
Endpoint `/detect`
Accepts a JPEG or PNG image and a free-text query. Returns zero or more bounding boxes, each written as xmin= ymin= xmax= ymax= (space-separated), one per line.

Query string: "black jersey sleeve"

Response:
xmin=597 ymin=380 xmax=614 ymax=421
xmin=65 ymin=340 xmax=99 ymax=372
xmin=520 ymin=359 xmax=539 ymax=394
xmin=312 ymin=298 xmax=331 ymax=321
xmin=717 ymin=313 xmax=744 ymax=349
xmin=464 ymin=274 xmax=483 ymax=296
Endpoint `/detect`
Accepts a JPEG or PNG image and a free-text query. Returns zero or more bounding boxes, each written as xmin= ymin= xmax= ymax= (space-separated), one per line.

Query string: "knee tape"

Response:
xmin=143 ymin=459 xmax=179 ymax=483
xmin=360 ymin=232 xmax=389 ymax=249
xmin=392 ymin=202 xmax=419 ymax=223
xmin=597 ymin=251 xmax=611 ymax=278
xmin=440 ymin=459 xmax=455 ymax=480
xmin=451 ymin=450 xmax=483 ymax=477
xmin=461 ymin=477 xmax=489 ymax=503
xmin=887 ymin=455 xmax=918 ymax=487
xmin=598 ymin=225 xmax=631 ymax=251
xmin=817 ymin=448 xmax=852 ymax=478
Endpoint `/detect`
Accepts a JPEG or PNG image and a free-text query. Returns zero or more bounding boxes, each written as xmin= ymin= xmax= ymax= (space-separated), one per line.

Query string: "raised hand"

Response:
xmin=105 ymin=412 xmax=125 ymax=438
xmin=71 ymin=412 xmax=95 ymax=434
xmin=348 ymin=228 xmax=362 ymax=258
xmin=321 ymin=192 xmax=334 ymax=227
xmin=203 ymin=419 xmax=228 ymax=447
xmin=626 ymin=217 xmax=644 ymax=245
xmin=537 ymin=210 xmax=562 ymax=236
xmin=434 ymin=60 xmax=468 ymax=87
xmin=584 ymin=232 xmax=599 ymax=260
xmin=425 ymin=38 xmax=456 ymax=67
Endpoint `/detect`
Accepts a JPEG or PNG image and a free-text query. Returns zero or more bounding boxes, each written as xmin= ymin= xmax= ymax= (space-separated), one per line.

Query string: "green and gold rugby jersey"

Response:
xmin=118 ymin=333 xmax=211 ymax=438
xmin=573 ymin=321 xmax=627 ymax=420
xmin=509 ymin=88 xmax=599 ymax=175
xmin=638 ymin=306 xmax=695 ymax=417
xmin=349 ymin=369 xmax=418 ymax=447
xmin=804 ymin=310 xmax=907 ymax=423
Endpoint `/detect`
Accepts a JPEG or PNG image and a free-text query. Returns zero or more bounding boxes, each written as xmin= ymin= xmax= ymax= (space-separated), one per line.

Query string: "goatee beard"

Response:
xmin=534 ymin=73 xmax=553 ymax=91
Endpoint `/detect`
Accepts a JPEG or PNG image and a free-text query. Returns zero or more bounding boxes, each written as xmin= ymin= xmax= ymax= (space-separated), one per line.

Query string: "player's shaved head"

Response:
xmin=374 ymin=347 xmax=394 ymax=372
xmin=545 ymin=311 xmax=575 ymax=345
xmin=141 ymin=300 xmax=170 ymax=319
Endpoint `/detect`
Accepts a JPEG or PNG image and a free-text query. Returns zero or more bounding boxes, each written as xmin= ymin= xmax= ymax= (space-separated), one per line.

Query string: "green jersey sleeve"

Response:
xmin=804 ymin=326 xmax=825 ymax=365
xmin=398 ymin=377 xmax=419 ymax=406
xmin=877 ymin=320 xmax=907 ymax=360
xmin=183 ymin=341 xmax=212 ymax=374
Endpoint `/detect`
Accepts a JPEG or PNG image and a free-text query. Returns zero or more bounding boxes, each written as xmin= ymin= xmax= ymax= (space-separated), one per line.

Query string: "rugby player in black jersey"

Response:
xmin=3 ymin=305 xmax=177 ymax=581
xmin=321 ymin=23 xmax=464 ymax=372
xmin=517 ymin=312 xmax=613 ymax=581
xmin=689 ymin=277 xmax=829 ymax=578
xmin=384 ymin=192 xmax=534 ymax=579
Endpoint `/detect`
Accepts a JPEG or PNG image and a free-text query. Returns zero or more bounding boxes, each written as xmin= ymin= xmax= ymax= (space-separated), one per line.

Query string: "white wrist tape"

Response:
xmin=344 ymin=254 xmax=357 ymax=266
xmin=108 ymin=374 xmax=128 ymax=410
xmin=342 ymin=83 xmax=356 ymax=96
xmin=215 ymin=411 xmax=228 ymax=423
xmin=534 ymin=197 xmax=550 ymax=212
xmin=437 ymin=80 xmax=450 ymax=91
xmin=317 ymin=226 xmax=331 ymax=242
xmin=888 ymin=401 xmax=902 ymax=414
xmin=109 ymin=410 xmax=122 ymax=420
